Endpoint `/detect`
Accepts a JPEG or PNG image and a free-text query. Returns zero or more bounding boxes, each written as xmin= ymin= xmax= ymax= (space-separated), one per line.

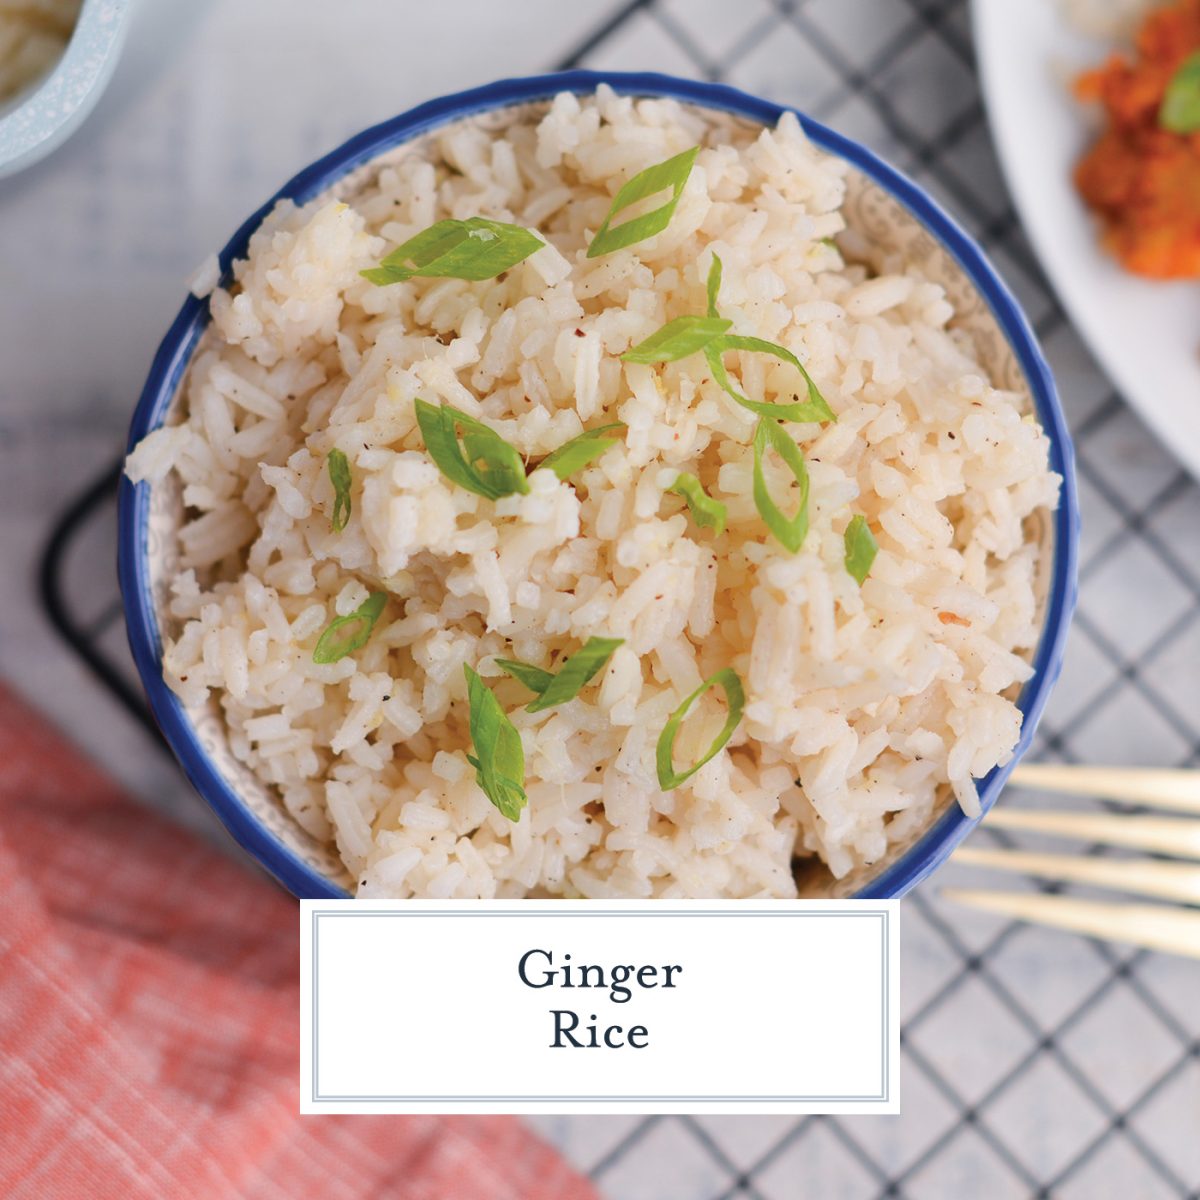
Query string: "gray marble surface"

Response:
xmin=2 ymin=1 xmax=1197 ymax=1196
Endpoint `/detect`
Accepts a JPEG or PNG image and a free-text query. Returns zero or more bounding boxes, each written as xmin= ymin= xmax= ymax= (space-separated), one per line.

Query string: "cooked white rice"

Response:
xmin=126 ymin=87 xmax=1060 ymax=899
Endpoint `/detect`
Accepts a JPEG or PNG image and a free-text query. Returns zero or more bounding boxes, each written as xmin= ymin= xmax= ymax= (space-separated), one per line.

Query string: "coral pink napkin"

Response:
xmin=0 ymin=683 xmax=597 ymax=1199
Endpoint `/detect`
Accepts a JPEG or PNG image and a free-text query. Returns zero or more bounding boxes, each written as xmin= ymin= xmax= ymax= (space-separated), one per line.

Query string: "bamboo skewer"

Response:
xmin=943 ymin=890 xmax=1200 ymax=959
xmin=952 ymin=847 xmax=1200 ymax=906
xmin=1008 ymin=763 xmax=1200 ymax=815
xmin=944 ymin=764 xmax=1200 ymax=959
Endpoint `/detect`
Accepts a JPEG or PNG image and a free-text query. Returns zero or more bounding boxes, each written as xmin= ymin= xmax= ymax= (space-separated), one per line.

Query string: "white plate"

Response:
xmin=972 ymin=0 xmax=1200 ymax=480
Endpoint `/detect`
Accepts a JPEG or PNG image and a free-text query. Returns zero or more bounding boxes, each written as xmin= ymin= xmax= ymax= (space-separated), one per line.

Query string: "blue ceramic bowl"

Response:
xmin=119 ymin=70 xmax=1080 ymax=901
xmin=0 ymin=0 xmax=134 ymax=177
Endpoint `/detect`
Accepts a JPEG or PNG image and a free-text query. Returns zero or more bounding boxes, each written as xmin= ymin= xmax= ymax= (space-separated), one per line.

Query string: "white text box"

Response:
xmin=300 ymin=900 xmax=899 ymax=1115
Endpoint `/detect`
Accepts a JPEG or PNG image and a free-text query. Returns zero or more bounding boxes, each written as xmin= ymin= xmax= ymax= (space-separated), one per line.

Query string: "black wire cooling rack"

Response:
xmin=41 ymin=1 xmax=1200 ymax=1195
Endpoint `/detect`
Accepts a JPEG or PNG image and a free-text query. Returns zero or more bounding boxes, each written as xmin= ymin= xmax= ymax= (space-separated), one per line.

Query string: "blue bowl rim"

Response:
xmin=118 ymin=69 xmax=1080 ymax=902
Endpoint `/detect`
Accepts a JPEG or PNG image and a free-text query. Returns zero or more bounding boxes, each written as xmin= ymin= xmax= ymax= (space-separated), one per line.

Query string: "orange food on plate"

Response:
xmin=1074 ymin=0 xmax=1200 ymax=278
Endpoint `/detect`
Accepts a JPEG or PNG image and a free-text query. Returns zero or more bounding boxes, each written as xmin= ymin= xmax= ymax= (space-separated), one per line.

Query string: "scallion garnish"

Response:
xmin=620 ymin=255 xmax=833 ymax=424
xmin=752 ymin=419 xmax=810 ymax=554
xmin=312 ymin=592 xmax=388 ymax=664
xmin=586 ymin=146 xmax=699 ymax=259
xmin=538 ymin=423 xmax=626 ymax=481
xmin=493 ymin=659 xmax=554 ymax=695
xmin=414 ymin=399 xmax=530 ymax=500
xmin=464 ymin=664 xmax=527 ymax=821
xmin=497 ymin=636 xmax=624 ymax=714
xmin=327 ymin=448 xmax=352 ymax=532
xmin=667 ymin=472 xmax=727 ymax=536
xmin=705 ymin=334 xmax=835 ymax=423
xmin=361 ymin=217 xmax=544 ymax=286
xmin=703 ymin=255 xmax=834 ymax=422
xmin=705 ymin=252 xmax=723 ymax=318
xmin=620 ymin=315 xmax=732 ymax=364
xmin=656 ymin=667 xmax=745 ymax=790
xmin=1160 ymin=51 xmax=1200 ymax=133
xmin=843 ymin=514 xmax=878 ymax=585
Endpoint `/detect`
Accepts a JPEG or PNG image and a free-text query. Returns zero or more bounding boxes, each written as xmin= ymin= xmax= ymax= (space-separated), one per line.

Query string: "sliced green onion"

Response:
xmin=667 ymin=472 xmax=727 ymax=536
xmin=621 ymin=315 xmax=732 ymax=365
xmin=464 ymin=665 xmax=527 ymax=822
xmin=705 ymin=253 xmax=723 ymax=318
xmin=1160 ymin=51 xmax=1200 ymax=133
xmin=843 ymin=514 xmax=878 ymax=585
xmin=702 ymin=253 xmax=834 ymax=423
xmin=752 ymin=419 xmax=810 ymax=554
xmin=705 ymin=335 xmax=834 ymax=423
xmin=327 ymin=448 xmax=352 ymax=532
xmin=414 ymin=398 xmax=529 ymax=500
xmin=587 ymin=146 xmax=699 ymax=259
xmin=656 ymin=667 xmax=745 ymax=790
xmin=312 ymin=592 xmax=388 ymax=664
xmin=497 ymin=636 xmax=624 ymax=714
xmin=538 ymin=423 xmax=626 ymax=481
xmin=361 ymin=217 xmax=544 ymax=285
xmin=493 ymin=659 xmax=554 ymax=695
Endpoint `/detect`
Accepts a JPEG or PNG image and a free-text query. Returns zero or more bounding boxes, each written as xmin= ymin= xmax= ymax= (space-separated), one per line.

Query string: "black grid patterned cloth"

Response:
xmin=43 ymin=1 xmax=1200 ymax=1195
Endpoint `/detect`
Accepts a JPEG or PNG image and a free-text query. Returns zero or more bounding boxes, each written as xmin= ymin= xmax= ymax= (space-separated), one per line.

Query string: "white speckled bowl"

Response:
xmin=0 ymin=0 xmax=134 ymax=177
